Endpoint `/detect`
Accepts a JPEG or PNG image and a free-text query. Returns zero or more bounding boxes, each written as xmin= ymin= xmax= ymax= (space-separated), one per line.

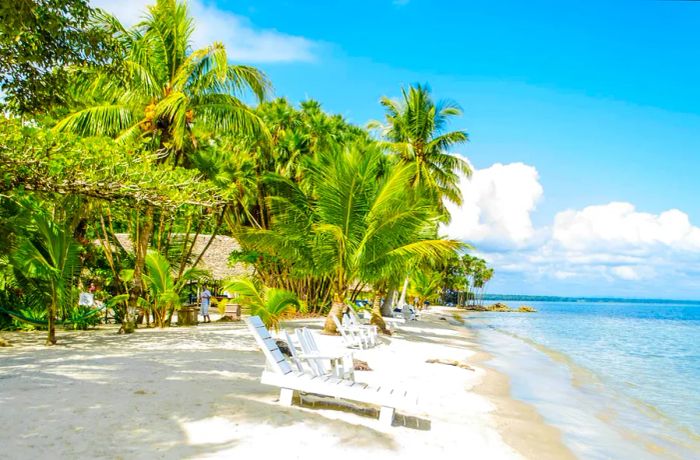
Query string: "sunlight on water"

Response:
xmin=466 ymin=300 xmax=700 ymax=459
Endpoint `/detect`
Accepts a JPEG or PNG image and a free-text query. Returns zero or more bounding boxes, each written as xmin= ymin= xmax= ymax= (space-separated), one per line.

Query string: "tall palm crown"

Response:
xmin=237 ymin=143 xmax=461 ymax=333
xmin=372 ymin=84 xmax=472 ymax=207
xmin=55 ymin=0 xmax=270 ymax=165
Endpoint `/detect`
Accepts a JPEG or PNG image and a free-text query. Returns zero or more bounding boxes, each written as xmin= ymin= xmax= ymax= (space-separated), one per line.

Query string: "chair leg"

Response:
xmin=279 ymin=388 xmax=294 ymax=406
xmin=379 ymin=406 xmax=395 ymax=426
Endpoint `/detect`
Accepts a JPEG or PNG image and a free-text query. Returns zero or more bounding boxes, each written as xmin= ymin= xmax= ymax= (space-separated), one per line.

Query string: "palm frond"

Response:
xmin=53 ymin=105 xmax=137 ymax=138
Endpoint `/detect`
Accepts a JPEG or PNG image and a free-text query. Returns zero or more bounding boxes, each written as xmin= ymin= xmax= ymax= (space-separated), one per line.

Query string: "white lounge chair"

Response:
xmin=245 ymin=316 xmax=417 ymax=426
xmin=342 ymin=313 xmax=376 ymax=346
xmin=393 ymin=304 xmax=419 ymax=321
xmin=344 ymin=308 xmax=378 ymax=346
xmin=295 ymin=327 xmax=355 ymax=380
xmin=332 ymin=314 xmax=371 ymax=349
xmin=283 ymin=329 xmax=306 ymax=373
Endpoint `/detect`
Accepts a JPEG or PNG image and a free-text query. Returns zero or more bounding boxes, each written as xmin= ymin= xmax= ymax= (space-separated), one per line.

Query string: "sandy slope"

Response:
xmin=0 ymin=311 xmax=570 ymax=459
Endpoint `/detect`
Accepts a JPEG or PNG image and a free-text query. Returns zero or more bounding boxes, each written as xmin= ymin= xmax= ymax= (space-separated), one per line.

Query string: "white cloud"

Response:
xmin=443 ymin=161 xmax=543 ymax=249
xmin=611 ymin=265 xmax=644 ymax=281
xmin=444 ymin=160 xmax=700 ymax=295
xmin=552 ymin=202 xmax=700 ymax=253
xmin=91 ymin=0 xmax=316 ymax=63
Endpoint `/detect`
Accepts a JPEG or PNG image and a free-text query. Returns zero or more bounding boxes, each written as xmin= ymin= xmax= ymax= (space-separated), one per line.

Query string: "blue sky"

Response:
xmin=100 ymin=0 xmax=700 ymax=299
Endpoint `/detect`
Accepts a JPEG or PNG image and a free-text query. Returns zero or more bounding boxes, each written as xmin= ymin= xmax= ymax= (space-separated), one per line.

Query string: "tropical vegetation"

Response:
xmin=0 ymin=0 xmax=493 ymax=344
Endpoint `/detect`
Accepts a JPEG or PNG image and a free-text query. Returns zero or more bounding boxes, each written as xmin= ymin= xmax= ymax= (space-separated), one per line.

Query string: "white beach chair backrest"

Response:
xmin=342 ymin=312 xmax=352 ymax=328
xmin=283 ymin=329 xmax=305 ymax=372
xmin=332 ymin=315 xmax=363 ymax=349
xmin=332 ymin=314 xmax=349 ymax=341
xmin=304 ymin=328 xmax=321 ymax=353
xmin=245 ymin=316 xmax=293 ymax=375
xmin=302 ymin=328 xmax=355 ymax=380
xmin=296 ymin=328 xmax=329 ymax=376
xmin=347 ymin=306 xmax=362 ymax=325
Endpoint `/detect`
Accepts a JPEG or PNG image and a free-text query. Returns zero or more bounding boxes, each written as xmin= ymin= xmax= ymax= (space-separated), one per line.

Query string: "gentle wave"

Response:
xmin=466 ymin=301 xmax=700 ymax=459
xmin=486 ymin=325 xmax=700 ymax=456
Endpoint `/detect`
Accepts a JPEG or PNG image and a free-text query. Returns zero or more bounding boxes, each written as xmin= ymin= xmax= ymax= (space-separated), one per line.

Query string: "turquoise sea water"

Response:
xmin=465 ymin=299 xmax=700 ymax=459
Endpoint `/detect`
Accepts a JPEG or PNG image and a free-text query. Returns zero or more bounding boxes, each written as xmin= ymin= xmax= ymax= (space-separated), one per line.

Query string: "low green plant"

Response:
xmin=106 ymin=294 xmax=129 ymax=324
xmin=224 ymin=278 xmax=299 ymax=332
xmin=12 ymin=307 xmax=48 ymax=331
xmin=217 ymin=298 xmax=227 ymax=315
xmin=63 ymin=305 xmax=101 ymax=330
xmin=141 ymin=250 xmax=208 ymax=327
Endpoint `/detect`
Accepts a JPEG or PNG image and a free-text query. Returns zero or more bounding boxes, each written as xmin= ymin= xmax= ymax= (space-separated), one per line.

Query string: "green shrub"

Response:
xmin=224 ymin=279 xmax=299 ymax=332
xmin=63 ymin=305 xmax=101 ymax=330
xmin=215 ymin=297 xmax=225 ymax=315
xmin=13 ymin=307 xmax=48 ymax=331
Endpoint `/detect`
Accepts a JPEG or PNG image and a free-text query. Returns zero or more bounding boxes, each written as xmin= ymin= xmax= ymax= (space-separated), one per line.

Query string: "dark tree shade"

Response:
xmin=0 ymin=0 xmax=117 ymax=115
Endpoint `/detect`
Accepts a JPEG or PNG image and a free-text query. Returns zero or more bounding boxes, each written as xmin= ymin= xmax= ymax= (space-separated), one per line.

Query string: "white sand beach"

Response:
xmin=0 ymin=309 xmax=573 ymax=459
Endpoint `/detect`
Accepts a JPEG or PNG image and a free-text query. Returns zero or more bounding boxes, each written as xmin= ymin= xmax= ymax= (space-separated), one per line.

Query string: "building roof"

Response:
xmin=113 ymin=233 xmax=252 ymax=281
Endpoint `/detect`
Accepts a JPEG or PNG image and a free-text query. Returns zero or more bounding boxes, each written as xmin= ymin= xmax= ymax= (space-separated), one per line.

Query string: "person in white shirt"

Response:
xmin=200 ymin=286 xmax=212 ymax=323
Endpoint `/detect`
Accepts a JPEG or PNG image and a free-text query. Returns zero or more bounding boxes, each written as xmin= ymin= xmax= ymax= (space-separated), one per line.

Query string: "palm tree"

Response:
xmin=370 ymin=83 xmax=471 ymax=209
xmin=409 ymin=270 xmax=442 ymax=309
xmin=54 ymin=0 xmax=270 ymax=331
xmin=224 ymin=278 xmax=299 ymax=332
xmin=466 ymin=256 xmax=494 ymax=307
xmin=238 ymin=143 xmax=462 ymax=334
xmin=55 ymin=0 xmax=270 ymax=165
xmin=12 ymin=209 xmax=81 ymax=345
xmin=142 ymin=249 xmax=206 ymax=327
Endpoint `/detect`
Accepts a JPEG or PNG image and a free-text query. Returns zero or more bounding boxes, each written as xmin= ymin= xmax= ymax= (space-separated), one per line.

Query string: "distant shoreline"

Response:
xmin=484 ymin=294 xmax=700 ymax=305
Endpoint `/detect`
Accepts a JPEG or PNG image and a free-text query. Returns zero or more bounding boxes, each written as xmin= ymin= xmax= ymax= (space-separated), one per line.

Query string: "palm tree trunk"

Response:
xmin=46 ymin=297 xmax=57 ymax=345
xmin=397 ymin=276 xmax=409 ymax=306
xmin=165 ymin=306 xmax=176 ymax=326
xmin=381 ymin=287 xmax=397 ymax=316
xmin=370 ymin=294 xmax=390 ymax=335
xmin=322 ymin=293 xmax=345 ymax=334
xmin=126 ymin=206 xmax=154 ymax=333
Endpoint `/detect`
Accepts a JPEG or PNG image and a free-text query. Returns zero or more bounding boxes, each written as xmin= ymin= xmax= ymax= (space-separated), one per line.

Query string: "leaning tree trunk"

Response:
xmin=370 ymin=294 xmax=390 ymax=335
xmin=381 ymin=287 xmax=398 ymax=317
xmin=397 ymin=276 xmax=410 ymax=307
xmin=322 ymin=293 xmax=346 ymax=334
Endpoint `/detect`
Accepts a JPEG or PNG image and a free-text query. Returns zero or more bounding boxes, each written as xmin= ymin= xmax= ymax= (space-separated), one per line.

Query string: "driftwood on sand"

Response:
xmin=353 ymin=359 xmax=372 ymax=371
xmin=426 ymin=358 xmax=474 ymax=371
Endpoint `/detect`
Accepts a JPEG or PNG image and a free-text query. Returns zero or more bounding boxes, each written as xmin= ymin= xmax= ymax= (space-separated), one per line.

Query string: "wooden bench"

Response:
xmin=245 ymin=316 xmax=419 ymax=426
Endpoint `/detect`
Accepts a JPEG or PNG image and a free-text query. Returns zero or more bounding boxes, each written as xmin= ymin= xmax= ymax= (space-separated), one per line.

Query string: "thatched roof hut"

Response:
xmin=113 ymin=233 xmax=252 ymax=280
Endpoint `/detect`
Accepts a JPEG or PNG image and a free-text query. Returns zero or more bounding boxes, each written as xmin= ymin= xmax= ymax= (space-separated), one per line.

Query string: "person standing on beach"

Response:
xmin=200 ymin=285 xmax=212 ymax=323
